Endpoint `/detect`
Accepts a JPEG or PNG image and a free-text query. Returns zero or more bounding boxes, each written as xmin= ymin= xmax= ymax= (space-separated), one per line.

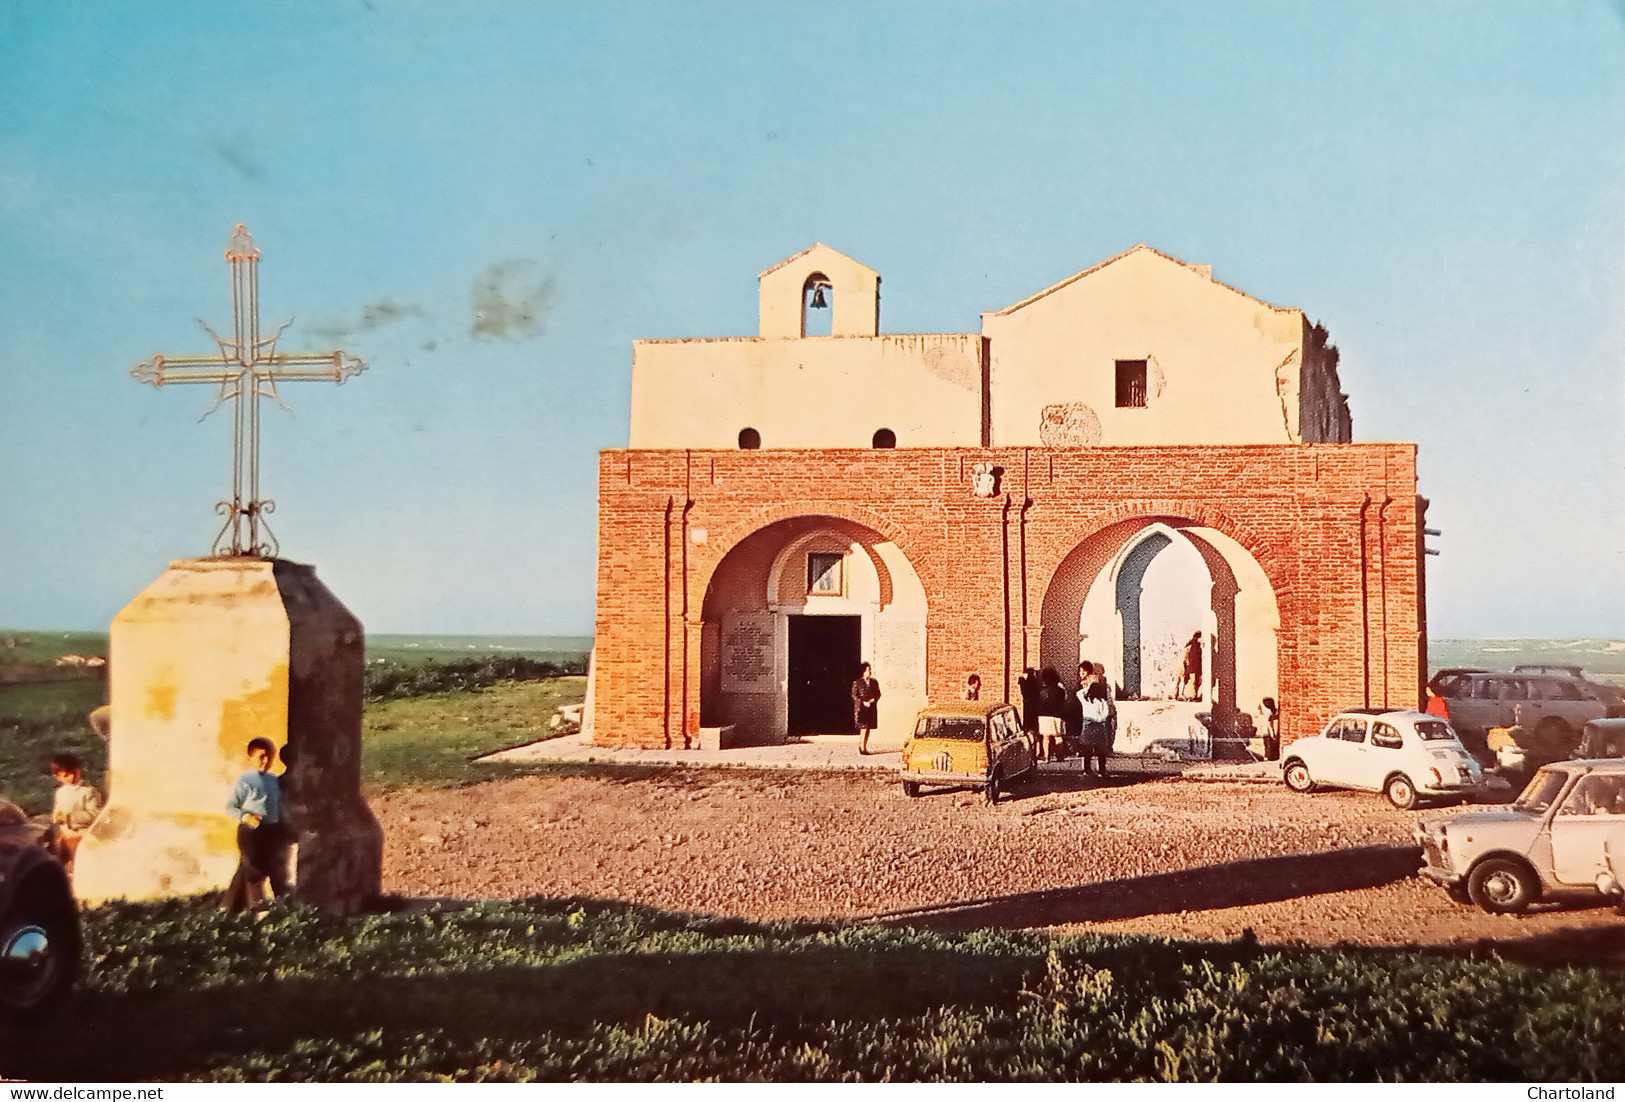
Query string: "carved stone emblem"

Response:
xmin=971 ymin=462 xmax=1002 ymax=498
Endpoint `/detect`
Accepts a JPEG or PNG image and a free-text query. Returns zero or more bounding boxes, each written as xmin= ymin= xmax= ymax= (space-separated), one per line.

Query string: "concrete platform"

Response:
xmin=481 ymin=732 xmax=1287 ymax=784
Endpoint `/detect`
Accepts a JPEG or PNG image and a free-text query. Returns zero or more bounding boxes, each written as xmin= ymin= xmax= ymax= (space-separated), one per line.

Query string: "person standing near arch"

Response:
xmin=1178 ymin=631 xmax=1205 ymax=701
xmin=852 ymin=663 xmax=881 ymax=755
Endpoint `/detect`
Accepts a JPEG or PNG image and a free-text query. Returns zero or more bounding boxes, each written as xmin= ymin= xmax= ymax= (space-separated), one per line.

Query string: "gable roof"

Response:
xmin=986 ymin=244 xmax=1297 ymax=318
xmin=758 ymin=242 xmax=877 ymax=280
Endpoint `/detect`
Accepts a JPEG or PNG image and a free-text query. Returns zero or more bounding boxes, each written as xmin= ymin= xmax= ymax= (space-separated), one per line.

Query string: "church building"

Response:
xmin=593 ymin=243 xmax=1426 ymax=753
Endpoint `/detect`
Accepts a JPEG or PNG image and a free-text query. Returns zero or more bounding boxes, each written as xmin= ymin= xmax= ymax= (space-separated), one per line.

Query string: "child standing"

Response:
xmin=222 ymin=737 xmax=293 ymax=911
xmin=48 ymin=752 xmax=103 ymax=872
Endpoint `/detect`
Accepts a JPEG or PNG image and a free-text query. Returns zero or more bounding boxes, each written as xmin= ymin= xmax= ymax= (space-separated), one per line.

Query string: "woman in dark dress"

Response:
xmin=1017 ymin=667 xmax=1041 ymax=734
xmin=1036 ymin=667 xmax=1066 ymax=762
xmin=852 ymin=663 xmax=881 ymax=755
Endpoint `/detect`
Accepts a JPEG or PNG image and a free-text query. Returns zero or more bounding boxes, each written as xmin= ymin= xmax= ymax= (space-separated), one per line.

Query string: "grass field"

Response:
xmin=4 ymin=895 xmax=1622 ymax=1082
xmin=0 ymin=669 xmax=585 ymax=815
xmin=0 ymin=630 xmax=110 ymax=666
xmin=366 ymin=634 xmax=590 ymax=668
xmin=0 ymin=678 xmax=107 ymax=812
xmin=0 ymin=630 xmax=591 ymax=669
xmin=363 ymin=677 xmax=587 ymax=792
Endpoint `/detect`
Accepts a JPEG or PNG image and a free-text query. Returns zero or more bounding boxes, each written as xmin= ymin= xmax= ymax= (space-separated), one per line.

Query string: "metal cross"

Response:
xmin=131 ymin=224 xmax=367 ymax=557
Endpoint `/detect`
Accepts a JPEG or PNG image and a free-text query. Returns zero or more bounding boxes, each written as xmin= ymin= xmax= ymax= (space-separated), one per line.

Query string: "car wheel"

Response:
xmin=902 ymin=781 xmax=921 ymax=798
xmin=0 ymin=876 xmax=79 ymax=1024
xmin=1535 ymin=716 xmax=1573 ymax=746
xmin=984 ymin=771 xmax=1002 ymax=805
xmin=1385 ymin=773 xmax=1419 ymax=810
xmin=1283 ymin=759 xmax=1315 ymax=793
xmin=1467 ymin=857 xmax=1540 ymax=915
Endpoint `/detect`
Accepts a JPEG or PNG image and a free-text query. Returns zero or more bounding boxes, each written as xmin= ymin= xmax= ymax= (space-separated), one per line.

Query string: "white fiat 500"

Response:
xmin=1282 ymin=708 xmax=1483 ymax=809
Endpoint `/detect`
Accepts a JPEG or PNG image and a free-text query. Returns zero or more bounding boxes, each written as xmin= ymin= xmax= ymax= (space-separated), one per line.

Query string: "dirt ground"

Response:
xmin=376 ymin=766 xmax=1625 ymax=960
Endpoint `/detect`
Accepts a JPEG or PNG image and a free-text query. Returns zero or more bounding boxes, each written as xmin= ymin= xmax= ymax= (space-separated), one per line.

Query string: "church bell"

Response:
xmin=808 ymin=283 xmax=830 ymax=309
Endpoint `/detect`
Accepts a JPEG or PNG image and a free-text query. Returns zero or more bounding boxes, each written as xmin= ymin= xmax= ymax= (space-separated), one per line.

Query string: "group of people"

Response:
xmin=1017 ymin=663 xmax=1118 ymax=774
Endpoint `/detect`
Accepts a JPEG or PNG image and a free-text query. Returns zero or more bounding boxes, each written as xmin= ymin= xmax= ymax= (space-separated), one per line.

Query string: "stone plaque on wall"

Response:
xmin=721 ymin=612 xmax=775 ymax=693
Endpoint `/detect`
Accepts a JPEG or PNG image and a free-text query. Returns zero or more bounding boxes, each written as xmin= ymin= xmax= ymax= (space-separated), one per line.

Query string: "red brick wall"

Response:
xmin=595 ymin=444 xmax=1423 ymax=748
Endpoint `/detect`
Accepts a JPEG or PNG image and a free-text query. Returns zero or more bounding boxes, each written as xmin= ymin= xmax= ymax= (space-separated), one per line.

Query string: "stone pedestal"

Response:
xmin=73 ymin=557 xmax=382 ymax=913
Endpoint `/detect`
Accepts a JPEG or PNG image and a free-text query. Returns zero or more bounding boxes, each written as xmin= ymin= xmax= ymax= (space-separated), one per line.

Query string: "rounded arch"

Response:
xmin=1038 ymin=513 xmax=1280 ymax=747
xmin=698 ymin=513 xmax=929 ymax=748
xmin=1031 ymin=500 xmax=1291 ymax=613
xmin=764 ymin=526 xmax=895 ymax=611
xmin=872 ymin=428 xmax=897 ymax=449
xmin=698 ymin=499 xmax=940 ymax=601
xmin=737 ymin=427 xmax=761 ymax=449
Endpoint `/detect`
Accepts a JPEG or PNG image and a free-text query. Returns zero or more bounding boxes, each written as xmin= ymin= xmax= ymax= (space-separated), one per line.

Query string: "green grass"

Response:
xmin=0 ymin=679 xmax=107 ymax=813
xmin=0 ymin=630 xmax=589 ymax=670
xmin=0 ymin=673 xmax=584 ymax=813
xmin=7 ymin=895 xmax=1623 ymax=1082
xmin=362 ymin=677 xmax=587 ymax=793
xmin=365 ymin=634 xmax=590 ymax=668
xmin=0 ymin=630 xmax=109 ymax=667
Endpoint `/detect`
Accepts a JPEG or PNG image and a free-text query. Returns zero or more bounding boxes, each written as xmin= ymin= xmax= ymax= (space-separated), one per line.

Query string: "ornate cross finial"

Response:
xmin=130 ymin=224 xmax=367 ymax=557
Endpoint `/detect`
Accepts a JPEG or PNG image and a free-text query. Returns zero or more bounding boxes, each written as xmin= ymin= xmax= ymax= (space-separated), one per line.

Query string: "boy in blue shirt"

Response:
xmin=222 ymin=736 xmax=293 ymax=910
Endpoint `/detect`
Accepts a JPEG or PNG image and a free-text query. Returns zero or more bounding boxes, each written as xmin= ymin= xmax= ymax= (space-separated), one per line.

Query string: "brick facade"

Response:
xmin=594 ymin=443 xmax=1426 ymax=748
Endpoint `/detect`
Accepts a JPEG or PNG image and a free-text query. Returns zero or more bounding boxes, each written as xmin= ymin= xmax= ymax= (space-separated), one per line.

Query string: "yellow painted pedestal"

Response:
xmin=73 ymin=557 xmax=382 ymax=912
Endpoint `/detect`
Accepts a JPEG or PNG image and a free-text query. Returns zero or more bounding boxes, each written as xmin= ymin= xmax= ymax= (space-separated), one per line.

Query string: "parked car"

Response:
xmin=1485 ymin=722 xmax=1579 ymax=777
xmin=1578 ymin=718 xmax=1625 ymax=758
xmin=0 ymin=801 xmax=81 ymax=1024
xmin=1281 ymin=708 xmax=1483 ymax=809
xmin=899 ymin=700 xmax=1036 ymax=804
xmin=1416 ymin=758 xmax=1625 ymax=914
xmin=1491 ymin=715 xmax=1625 ymax=778
xmin=1430 ymin=671 xmax=1610 ymax=752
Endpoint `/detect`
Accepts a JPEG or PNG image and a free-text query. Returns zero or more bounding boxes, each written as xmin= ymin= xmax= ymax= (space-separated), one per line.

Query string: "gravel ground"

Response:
xmin=376 ymin=767 xmax=1625 ymax=957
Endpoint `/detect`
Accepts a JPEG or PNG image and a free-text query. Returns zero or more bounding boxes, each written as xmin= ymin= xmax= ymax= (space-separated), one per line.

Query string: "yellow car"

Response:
xmin=899 ymin=700 xmax=1037 ymax=803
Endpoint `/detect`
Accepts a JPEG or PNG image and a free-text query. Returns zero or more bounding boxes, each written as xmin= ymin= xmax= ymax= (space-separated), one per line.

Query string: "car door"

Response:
xmin=1510 ymin=677 xmax=1552 ymax=731
xmin=1448 ymin=677 xmax=1501 ymax=734
xmin=1549 ymin=772 xmax=1625 ymax=887
xmin=993 ymin=707 xmax=1032 ymax=778
xmin=1365 ymin=720 xmax=1407 ymax=789
xmin=1317 ymin=717 xmax=1367 ymax=785
xmin=1537 ymin=679 xmax=1605 ymax=731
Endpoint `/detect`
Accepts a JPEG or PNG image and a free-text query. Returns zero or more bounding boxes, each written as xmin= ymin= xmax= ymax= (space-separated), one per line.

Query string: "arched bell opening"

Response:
xmin=802 ymin=272 xmax=834 ymax=337
xmin=698 ymin=515 xmax=926 ymax=748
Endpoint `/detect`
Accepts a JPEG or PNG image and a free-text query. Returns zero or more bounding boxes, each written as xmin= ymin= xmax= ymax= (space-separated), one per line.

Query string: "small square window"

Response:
xmin=1115 ymin=360 xmax=1147 ymax=408
xmin=807 ymin=552 xmax=843 ymax=596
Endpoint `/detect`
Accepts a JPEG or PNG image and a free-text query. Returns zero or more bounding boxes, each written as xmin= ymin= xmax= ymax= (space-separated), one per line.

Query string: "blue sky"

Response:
xmin=2 ymin=1 xmax=1621 ymax=638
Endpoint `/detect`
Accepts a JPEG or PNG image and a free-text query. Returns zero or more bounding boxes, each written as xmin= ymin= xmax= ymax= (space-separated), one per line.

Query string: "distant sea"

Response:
xmin=1429 ymin=638 xmax=1625 ymax=687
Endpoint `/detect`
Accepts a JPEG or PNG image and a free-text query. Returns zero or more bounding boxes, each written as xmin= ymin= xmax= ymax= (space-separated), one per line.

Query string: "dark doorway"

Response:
xmin=788 ymin=615 xmax=861 ymax=734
